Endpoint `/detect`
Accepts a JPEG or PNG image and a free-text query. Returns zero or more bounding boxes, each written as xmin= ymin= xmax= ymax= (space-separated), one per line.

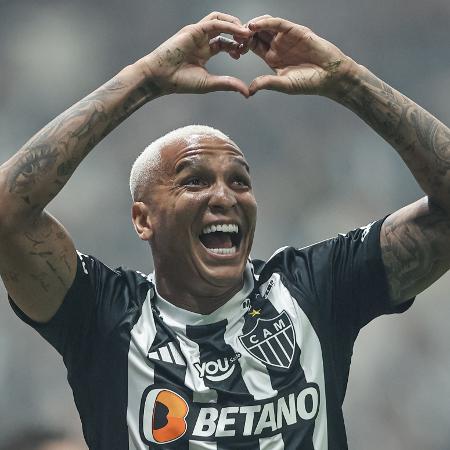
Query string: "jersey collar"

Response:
xmin=151 ymin=261 xmax=254 ymax=326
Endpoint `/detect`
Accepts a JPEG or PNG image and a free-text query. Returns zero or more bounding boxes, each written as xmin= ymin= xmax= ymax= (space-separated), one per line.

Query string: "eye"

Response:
xmin=185 ymin=177 xmax=206 ymax=187
xmin=232 ymin=177 xmax=250 ymax=188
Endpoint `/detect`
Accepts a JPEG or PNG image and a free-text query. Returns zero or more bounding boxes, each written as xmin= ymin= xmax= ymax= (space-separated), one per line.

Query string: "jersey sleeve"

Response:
xmin=9 ymin=251 xmax=149 ymax=368
xmin=271 ymin=217 xmax=413 ymax=335
xmin=328 ymin=217 xmax=414 ymax=330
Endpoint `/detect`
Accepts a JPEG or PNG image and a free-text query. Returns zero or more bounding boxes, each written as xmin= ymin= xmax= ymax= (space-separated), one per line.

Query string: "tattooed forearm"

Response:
xmin=0 ymin=64 xmax=161 ymax=224
xmin=380 ymin=199 xmax=450 ymax=304
xmin=339 ymin=67 xmax=450 ymax=212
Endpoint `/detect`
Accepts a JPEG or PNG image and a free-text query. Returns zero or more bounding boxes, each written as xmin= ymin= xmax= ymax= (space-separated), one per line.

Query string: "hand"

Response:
xmin=245 ymin=15 xmax=357 ymax=97
xmin=138 ymin=12 xmax=252 ymax=97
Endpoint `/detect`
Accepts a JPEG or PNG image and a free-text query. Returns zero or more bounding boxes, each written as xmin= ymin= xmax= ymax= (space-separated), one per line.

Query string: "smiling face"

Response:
xmin=132 ymin=133 xmax=257 ymax=312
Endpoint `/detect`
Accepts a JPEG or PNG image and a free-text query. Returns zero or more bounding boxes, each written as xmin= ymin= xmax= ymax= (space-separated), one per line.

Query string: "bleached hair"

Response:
xmin=129 ymin=125 xmax=234 ymax=201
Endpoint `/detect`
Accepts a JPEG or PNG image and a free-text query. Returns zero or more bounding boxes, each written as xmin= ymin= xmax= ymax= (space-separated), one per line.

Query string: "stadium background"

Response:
xmin=0 ymin=0 xmax=449 ymax=448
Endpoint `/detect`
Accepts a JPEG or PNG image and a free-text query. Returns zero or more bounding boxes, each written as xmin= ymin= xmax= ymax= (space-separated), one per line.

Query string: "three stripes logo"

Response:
xmin=239 ymin=310 xmax=296 ymax=369
xmin=147 ymin=342 xmax=185 ymax=366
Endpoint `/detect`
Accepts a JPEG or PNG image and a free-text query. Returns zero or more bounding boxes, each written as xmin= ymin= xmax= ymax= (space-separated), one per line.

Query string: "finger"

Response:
xmin=248 ymin=17 xmax=293 ymax=33
xmin=249 ymin=75 xmax=288 ymax=95
xmin=205 ymin=75 xmax=250 ymax=97
xmin=237 ymin=41 xmax=250 ymax=56
xmin=257 ymin=30 xmax=275 ymax=45
xmin=249 ymin=35 xmax=270 ymax=59
xmin=244 ymin=14 xmax=272 ymax=25
xmin=238 ymin=15 xmax=272 ymax=45
xmin=200 ymin=11 xmax=242 ymax=26
xmin=200 ymin=19 xmax=252 ymax=39
xmin=209 ymin=36 xmax=241 ymax=57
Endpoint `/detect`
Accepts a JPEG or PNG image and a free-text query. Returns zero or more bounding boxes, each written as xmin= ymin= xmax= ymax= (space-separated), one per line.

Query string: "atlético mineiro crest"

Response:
xmin=239 ymin=310 xmax=296 ymax=369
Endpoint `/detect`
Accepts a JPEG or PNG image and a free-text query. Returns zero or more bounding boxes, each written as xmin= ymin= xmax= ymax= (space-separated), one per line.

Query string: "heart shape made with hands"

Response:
xmin=193 ymin=14 xmax=347 ymax=99
xmin=152 ymin=13 xmax=347 ymax=99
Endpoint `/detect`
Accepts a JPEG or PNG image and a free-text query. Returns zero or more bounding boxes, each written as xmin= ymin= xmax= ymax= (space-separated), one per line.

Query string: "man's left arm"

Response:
xmin=245 ymin=16 xmax=450 ymax=306
xmin=336 ymin=67 xmax=450 ymax=306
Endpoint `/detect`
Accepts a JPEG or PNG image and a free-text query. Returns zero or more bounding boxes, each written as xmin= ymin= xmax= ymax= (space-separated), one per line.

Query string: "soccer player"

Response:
xmin=0 ymin=11 xmax=449 ymax=450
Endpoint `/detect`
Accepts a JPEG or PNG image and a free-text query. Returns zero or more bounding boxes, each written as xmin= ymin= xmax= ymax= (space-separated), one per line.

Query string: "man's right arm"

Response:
xmin=0 ymin=12 xmax=251 ymax=323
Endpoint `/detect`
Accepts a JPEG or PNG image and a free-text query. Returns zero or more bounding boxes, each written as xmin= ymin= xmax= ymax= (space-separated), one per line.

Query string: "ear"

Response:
xmin=131 ymin=202 xmax=153 ymax=241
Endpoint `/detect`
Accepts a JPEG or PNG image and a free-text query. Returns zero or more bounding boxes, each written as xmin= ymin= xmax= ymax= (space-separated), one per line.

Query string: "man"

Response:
xmin=0 ymin=11 xmax=449 ymax=450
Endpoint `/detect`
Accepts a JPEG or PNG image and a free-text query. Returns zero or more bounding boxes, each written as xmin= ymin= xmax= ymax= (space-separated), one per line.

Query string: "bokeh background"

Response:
xmin=0 ymin=0 xmax=449 ymax=448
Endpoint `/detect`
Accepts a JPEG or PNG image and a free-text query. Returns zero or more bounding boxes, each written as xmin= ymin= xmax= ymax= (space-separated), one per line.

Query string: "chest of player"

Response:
xmin=124 ymin=273 xmax=329 ymax=447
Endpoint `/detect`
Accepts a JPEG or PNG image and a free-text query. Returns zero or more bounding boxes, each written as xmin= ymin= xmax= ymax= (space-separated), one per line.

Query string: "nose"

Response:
xmin=208 ymin=182 xmax=237 ymax=211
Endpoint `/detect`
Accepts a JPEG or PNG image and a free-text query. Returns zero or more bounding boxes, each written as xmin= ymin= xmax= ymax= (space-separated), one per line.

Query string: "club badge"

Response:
xmin=239 ymin=310 xmax=296 ymax=369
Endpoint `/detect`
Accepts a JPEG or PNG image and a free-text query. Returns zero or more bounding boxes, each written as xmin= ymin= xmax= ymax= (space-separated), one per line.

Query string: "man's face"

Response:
xmin=143 ymin=134 xmax=257 ymax=297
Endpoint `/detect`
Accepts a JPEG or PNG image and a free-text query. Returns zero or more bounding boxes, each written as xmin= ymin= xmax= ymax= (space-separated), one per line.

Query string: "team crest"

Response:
xmin=239 ymin=310 xmax=296 ymax=369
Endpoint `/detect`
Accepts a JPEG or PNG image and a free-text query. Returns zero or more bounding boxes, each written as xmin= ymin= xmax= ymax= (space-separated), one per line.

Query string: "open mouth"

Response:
xmin=199 ymin=223 xmax=242 ymax=255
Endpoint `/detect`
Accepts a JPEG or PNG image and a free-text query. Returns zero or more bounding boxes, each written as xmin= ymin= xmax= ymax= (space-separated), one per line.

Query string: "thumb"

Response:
xmin=204 ymin=75 xmax=250 ymax=98
xmin=249 ymin=75 xmax=288 ymax=96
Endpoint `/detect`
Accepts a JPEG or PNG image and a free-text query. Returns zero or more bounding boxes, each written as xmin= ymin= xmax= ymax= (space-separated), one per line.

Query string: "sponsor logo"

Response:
xmin=76 ymin=251 xmax=89 ymax=275
xmin=239 ymin=311 xmax=296 ymax=369
xmin=194 ymin=353 xmax=241 ymax=382
xmin=140 ymin=388 xmax=189 ymax=444
xmin=139 ymin=383 xmax=319 ymax=443
xmin=242 ymin=298 xmax=251 ymax=311
xmin=360 ymin=221 xmax=375 ymax=242
xmin=263 ymin=278 xmax=275 ymax=299
xmin=147 ymin=342 xmax=186 ymax=366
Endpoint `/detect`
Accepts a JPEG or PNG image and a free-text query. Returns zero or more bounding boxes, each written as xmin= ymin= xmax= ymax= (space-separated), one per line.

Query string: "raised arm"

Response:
xmin=246 ymin=15 xmax=450 ymax=305
xmin=0 ymin=12 xmax=251 ymax=322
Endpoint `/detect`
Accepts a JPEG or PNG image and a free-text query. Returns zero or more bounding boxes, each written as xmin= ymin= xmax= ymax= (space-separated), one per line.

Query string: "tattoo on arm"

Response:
xmin=2 ymin=72 xmax=161 ymax=215
xmin=381 ymin=200 xmax=450 ymax=304
xmin=341 ymin=70 xmax=450 ymax=212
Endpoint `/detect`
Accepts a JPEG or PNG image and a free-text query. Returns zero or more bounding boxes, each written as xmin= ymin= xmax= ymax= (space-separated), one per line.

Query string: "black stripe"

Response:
xmin=240 ymin=285 xmax=315 ymax=449
xmin=186 ymin=320 xmax=260 ymax=450
xmin=186 ymin=320 xmax=252 ymax=403
xmin=142 ymin=314 xmax=190 ymax=450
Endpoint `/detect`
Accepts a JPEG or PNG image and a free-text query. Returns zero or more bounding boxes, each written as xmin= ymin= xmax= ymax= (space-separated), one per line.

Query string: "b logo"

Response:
xmin=140 ymin=388 xmax=189 ymax=444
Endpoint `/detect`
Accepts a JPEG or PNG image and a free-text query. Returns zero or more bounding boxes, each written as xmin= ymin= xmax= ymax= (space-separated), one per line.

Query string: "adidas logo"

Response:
xmin=147 ymin=342 xmax=185 ymax=366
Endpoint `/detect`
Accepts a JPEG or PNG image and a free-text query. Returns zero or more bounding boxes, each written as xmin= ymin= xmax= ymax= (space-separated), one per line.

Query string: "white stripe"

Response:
xmin=169 ymin=341 xmax=185 ymax=365
xmin=265 ymin=339 xmax=283 ymax=366
xmin=189 ymin=441 xmax=218 ymax=449
xmin=274 ymin=334 xmax=291 ymax=361
xmin=127 ymin=290 xmax=158 ymax=450
xmin=159 ymin=313 xmax=219 ymax=404
xmin=259 ymin=433 xmax=285 ymax=450
xmin=147 ymin=350 xmax=158 ymax=360
xmin=263 ymin=273 xmax=328 ymax=450
xmin=159 ymin=345 xmax=172 ymax=363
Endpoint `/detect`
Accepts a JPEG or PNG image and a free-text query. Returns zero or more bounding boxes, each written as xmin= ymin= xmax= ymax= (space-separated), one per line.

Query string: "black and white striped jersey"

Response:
xmin=11 ymin=218 xmax=413 ymax=450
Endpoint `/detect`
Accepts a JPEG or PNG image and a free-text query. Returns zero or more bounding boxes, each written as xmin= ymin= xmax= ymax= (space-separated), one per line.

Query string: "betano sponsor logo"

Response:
xmin=139 ymin=383 xmax=320 ymax=444
xmin=140 ymin=388 xmax=189 ymax=444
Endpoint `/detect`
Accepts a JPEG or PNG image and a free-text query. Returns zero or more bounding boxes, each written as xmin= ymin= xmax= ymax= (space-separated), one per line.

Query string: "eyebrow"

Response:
xmin=175 ymin=157 xmax=250 ymax=174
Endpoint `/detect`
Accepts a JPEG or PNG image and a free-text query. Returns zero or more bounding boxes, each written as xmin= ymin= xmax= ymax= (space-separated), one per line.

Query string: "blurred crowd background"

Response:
xmin=0 ymin=0 xmax=449 ymax=448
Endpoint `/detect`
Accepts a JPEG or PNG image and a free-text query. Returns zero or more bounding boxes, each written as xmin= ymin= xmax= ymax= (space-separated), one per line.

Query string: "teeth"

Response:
xmin=208 ymin=246 xmax=237 ymax=255
xmin=201 ymin=224 xmax=239 ymax=234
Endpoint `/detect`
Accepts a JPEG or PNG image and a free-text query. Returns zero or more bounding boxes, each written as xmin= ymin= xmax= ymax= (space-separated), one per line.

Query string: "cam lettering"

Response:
xmin=273 ymin=318 xmax=286 ymax=332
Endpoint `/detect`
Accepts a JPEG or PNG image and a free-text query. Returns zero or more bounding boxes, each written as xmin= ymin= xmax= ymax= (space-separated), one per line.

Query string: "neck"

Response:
xmin=154 ymin=273 xmax=245 ymax=314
